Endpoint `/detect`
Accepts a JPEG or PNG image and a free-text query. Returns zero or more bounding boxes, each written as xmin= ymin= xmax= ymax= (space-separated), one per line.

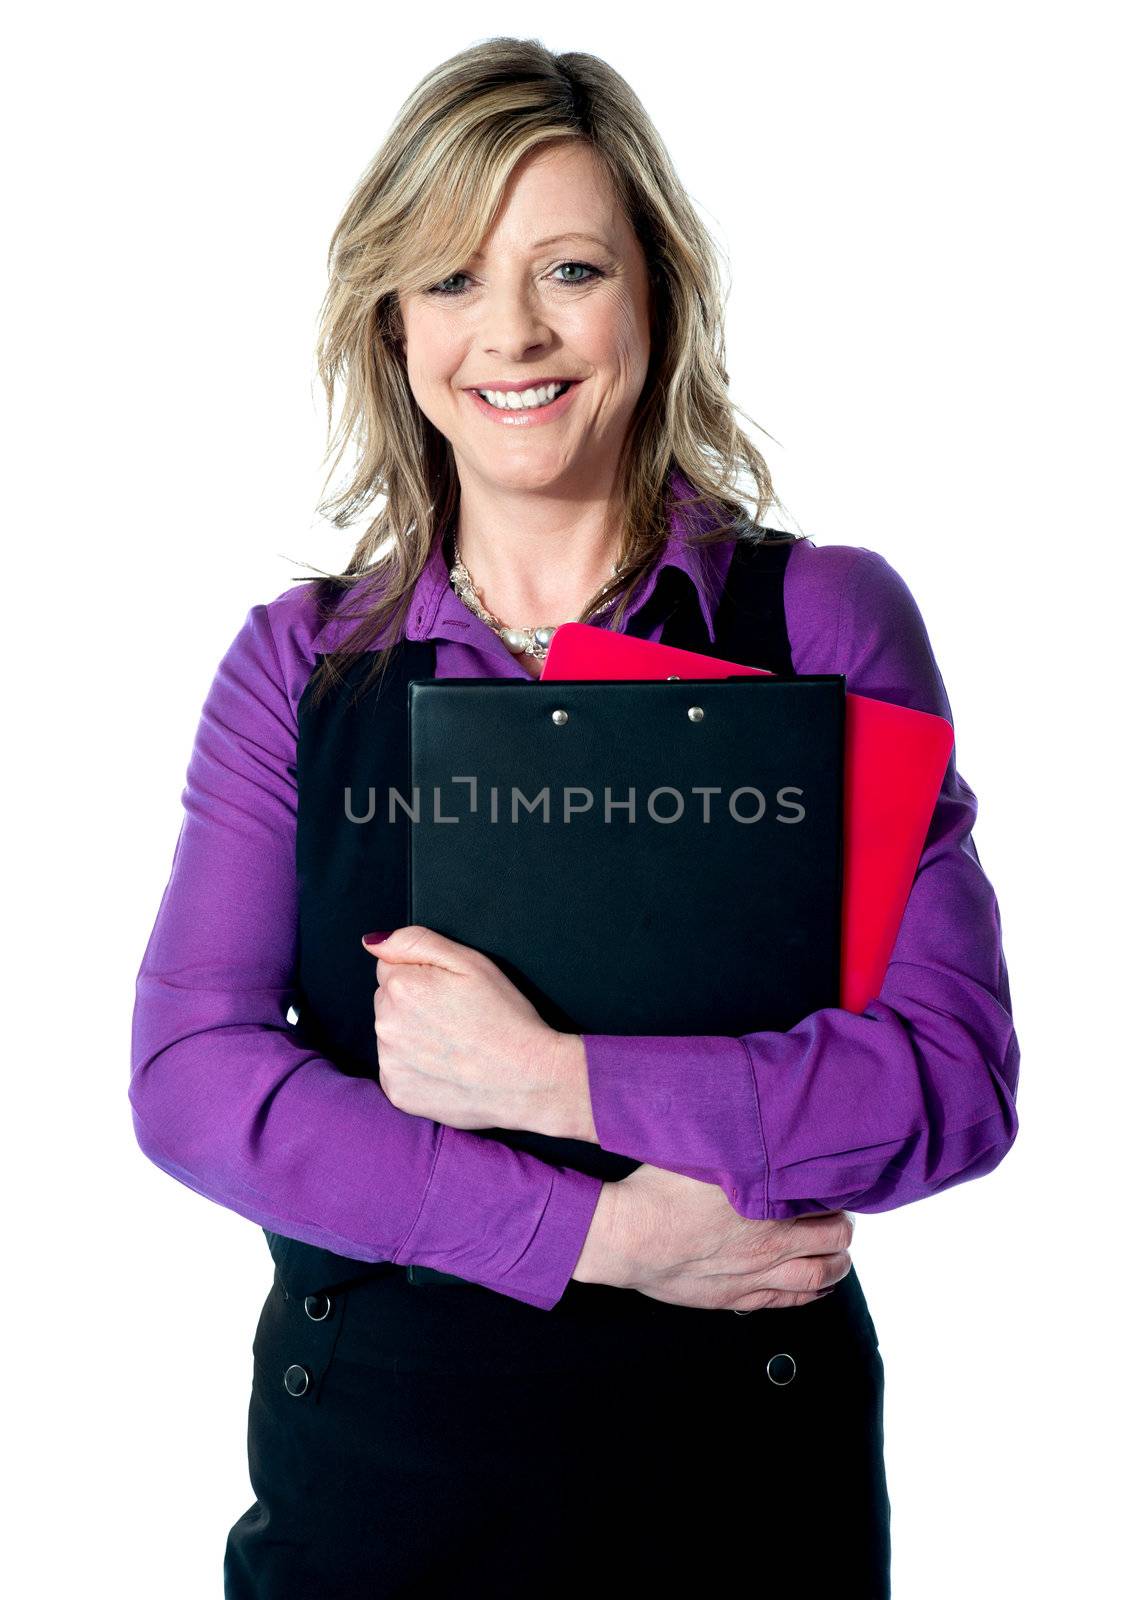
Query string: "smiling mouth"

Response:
xmin=472 ymin=380 xmax=576 ymax=411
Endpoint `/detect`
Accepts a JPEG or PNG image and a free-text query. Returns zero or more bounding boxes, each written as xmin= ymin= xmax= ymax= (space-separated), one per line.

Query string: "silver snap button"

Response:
xmin=304 ymin=1293 xmax=332 ymax=1321
xmin=766 ymin=1352 xmax=797 ymax=1386
xmin=551 ymin=709 xmax=568 ymax=726
xmin=283 ymin=1363 xmax=310 ymax=1397
xmin=687 ymin=706 xmax=704 ymax=722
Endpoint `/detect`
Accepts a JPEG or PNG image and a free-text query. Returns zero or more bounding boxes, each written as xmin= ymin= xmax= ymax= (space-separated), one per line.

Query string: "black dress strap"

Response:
xmin=654 ymin=531 xmax=797 ymax=673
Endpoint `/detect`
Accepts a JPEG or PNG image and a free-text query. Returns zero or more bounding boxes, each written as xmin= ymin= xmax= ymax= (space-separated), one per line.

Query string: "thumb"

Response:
xmin=363 ymin=924 xmax=472 ymax=973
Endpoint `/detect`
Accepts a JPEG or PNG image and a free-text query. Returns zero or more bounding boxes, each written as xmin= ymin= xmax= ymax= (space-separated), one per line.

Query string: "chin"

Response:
xmin=471 ymin=454 xmax=580 ymax=491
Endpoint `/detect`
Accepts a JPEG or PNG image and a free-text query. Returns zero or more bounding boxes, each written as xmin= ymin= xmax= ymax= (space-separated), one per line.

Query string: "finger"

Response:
xmin=788 ymin=1209 xmax=855 ymax=1258
xmin=366 ymin=924 xmax=482 ymax=975
xmin=732 ymin=1286 xmax=835 ymax=1313
xmin=750 ymin=1249 xmax=852 ymax=1302
xmin=743 ymin=1213 xmax=852 ymax=1275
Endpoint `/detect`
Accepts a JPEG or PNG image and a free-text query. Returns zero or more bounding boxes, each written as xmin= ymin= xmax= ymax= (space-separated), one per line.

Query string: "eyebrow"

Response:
xmin=469 ymin=231 xmax=613 ymax=259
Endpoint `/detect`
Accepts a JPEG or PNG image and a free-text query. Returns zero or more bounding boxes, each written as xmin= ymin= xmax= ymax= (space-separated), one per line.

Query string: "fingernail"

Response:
xmin=362 ymin=931 xmax=391 ymax=945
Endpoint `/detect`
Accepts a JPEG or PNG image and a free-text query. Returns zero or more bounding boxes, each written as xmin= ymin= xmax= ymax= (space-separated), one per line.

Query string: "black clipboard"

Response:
xmin=409 ymin=675 xmax=845 ymax=1034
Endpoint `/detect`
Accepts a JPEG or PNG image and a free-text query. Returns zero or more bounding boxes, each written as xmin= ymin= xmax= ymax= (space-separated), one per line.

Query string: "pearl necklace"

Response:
xmin=447 ymin=530 xmax=626 ymax=662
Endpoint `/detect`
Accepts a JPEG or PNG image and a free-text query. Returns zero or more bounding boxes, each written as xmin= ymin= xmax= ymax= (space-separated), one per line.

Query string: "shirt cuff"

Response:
xmin=581 ymin=1034 xmax=767 ymax=1209
xmin=392 ymin=1124 xmax=605 ymax=1311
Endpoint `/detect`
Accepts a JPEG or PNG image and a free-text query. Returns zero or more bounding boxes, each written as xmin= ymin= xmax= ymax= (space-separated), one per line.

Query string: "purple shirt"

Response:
xmin=130 ymin=472 xmax=1020 ymax=1311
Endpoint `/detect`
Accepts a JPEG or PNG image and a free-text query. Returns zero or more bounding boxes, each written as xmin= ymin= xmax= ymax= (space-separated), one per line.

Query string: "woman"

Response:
xmin=129 ymin=38 xmax=1020 ymax=1599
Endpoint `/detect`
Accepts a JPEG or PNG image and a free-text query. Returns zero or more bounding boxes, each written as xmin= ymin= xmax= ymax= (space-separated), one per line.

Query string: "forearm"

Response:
xmin=130 ymin=1011 xmax=604 ymax=1310
xmin=579 ymin=963 xmax=1018 ymax=1218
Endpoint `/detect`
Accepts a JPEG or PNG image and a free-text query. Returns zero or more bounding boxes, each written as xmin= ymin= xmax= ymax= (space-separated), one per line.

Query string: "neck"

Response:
xmin=450 ymin=477 xmax=624 ymax=625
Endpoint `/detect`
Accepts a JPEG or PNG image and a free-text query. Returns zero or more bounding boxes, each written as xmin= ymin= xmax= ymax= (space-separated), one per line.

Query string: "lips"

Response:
xmin=474 ymin=381 xmax=574 ymax=411
xmin=465 ymin=378 xmax=583 ymax=425
xmin=466 ymin=377 xmax=581 ymax=393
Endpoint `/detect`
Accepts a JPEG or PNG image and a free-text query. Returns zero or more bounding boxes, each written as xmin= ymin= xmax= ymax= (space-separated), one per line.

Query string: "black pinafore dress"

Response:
xmin=224 ymin=534 xmax=892 ymax=1598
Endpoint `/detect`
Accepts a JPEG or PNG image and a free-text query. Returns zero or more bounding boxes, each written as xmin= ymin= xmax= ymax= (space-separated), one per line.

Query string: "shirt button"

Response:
xmin=766 ymin=1352 xmax=797 ymax=1386
xmin=304 ymin=1292 xmax=332 ymax=1321
xmin=283 ymin=1364 xmax=310 ymax=1398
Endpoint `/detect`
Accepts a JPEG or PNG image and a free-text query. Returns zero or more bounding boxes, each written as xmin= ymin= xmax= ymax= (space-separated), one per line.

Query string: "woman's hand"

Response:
xmin=574 ymin=1164 xmax=854 ymax=1312
xmin=361 ymin=926 xmax=589 ymax=1136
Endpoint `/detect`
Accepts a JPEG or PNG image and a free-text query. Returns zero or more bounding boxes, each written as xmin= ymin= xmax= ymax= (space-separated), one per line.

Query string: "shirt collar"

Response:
xmin=405 ymin=466 xmax=735 ymax=651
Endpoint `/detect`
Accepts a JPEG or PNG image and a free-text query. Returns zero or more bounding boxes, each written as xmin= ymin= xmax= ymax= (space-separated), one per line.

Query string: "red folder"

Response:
xmin=541 ymin=623 xmax=954 ymax=1014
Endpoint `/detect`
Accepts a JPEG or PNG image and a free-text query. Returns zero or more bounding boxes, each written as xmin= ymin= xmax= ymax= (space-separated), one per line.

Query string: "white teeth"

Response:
xmin=477 ymin=382 xmax=569 ymax=409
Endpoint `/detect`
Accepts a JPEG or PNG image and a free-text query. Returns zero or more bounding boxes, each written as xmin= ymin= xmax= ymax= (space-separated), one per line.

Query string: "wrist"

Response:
xmin=571 ymin=1180 xmax=625 ymax=1286
xmin=546 ymin=1031 xmax=598 ymax=1143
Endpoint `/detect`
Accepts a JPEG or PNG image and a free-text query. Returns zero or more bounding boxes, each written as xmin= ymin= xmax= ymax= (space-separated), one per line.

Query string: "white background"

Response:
xmin=5 ymin=3 xmax=1137 ymax=1595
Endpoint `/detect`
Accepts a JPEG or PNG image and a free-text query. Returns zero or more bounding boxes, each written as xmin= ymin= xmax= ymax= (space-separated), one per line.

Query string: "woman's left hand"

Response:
xmin=361 ymin=926 xmax=590 ymax=1137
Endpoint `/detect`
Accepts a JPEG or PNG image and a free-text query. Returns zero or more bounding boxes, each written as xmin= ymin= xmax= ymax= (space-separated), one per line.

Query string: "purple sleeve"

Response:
xmin=581 ymin=543 xmax=1020 ymax=1218
xmin=129 ymin=594 xmax=603 ymax=1310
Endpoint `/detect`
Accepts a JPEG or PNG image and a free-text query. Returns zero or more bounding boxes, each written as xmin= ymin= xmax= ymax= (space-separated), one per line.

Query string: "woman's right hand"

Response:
xmin=571 ymin=1165 xmax=853 ymax=1312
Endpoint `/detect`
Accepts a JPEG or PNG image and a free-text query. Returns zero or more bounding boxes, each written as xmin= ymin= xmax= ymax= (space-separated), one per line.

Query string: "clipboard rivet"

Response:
xmin=687 ymin=706 xmax=704 ymax=722
xmin=667 ymin=674 xmax=680 ymax=681
xmin=551 ymin=709 xmax=569 ymax=726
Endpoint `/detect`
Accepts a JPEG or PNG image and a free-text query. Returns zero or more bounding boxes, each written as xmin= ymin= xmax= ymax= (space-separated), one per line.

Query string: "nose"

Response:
xmin=478 ymin=277 xmax=553 ymax=363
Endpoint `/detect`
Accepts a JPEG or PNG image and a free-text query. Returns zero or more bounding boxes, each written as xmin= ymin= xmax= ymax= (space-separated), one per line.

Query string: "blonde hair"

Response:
xmin=298 ymin=35 xmax=794 ymax=706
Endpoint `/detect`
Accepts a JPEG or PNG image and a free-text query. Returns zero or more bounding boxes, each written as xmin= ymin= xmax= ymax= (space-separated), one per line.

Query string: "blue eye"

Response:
xmin=428 ymin=273 xmax=469 ymax=297
xmin=426 ymin=262 xmax=602 ymax=297
xmin=552 ymin=262 xmax=600 ymax=286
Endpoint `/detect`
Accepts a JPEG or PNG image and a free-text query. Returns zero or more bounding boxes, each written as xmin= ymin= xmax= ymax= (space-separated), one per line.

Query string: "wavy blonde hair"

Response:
xmin=298 ymin=35 xmax=795 ymax=706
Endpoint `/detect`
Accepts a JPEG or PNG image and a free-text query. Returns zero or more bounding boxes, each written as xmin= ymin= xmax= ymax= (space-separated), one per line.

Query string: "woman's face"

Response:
xmin=397 ymin=140 xmax=652 ymax=500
